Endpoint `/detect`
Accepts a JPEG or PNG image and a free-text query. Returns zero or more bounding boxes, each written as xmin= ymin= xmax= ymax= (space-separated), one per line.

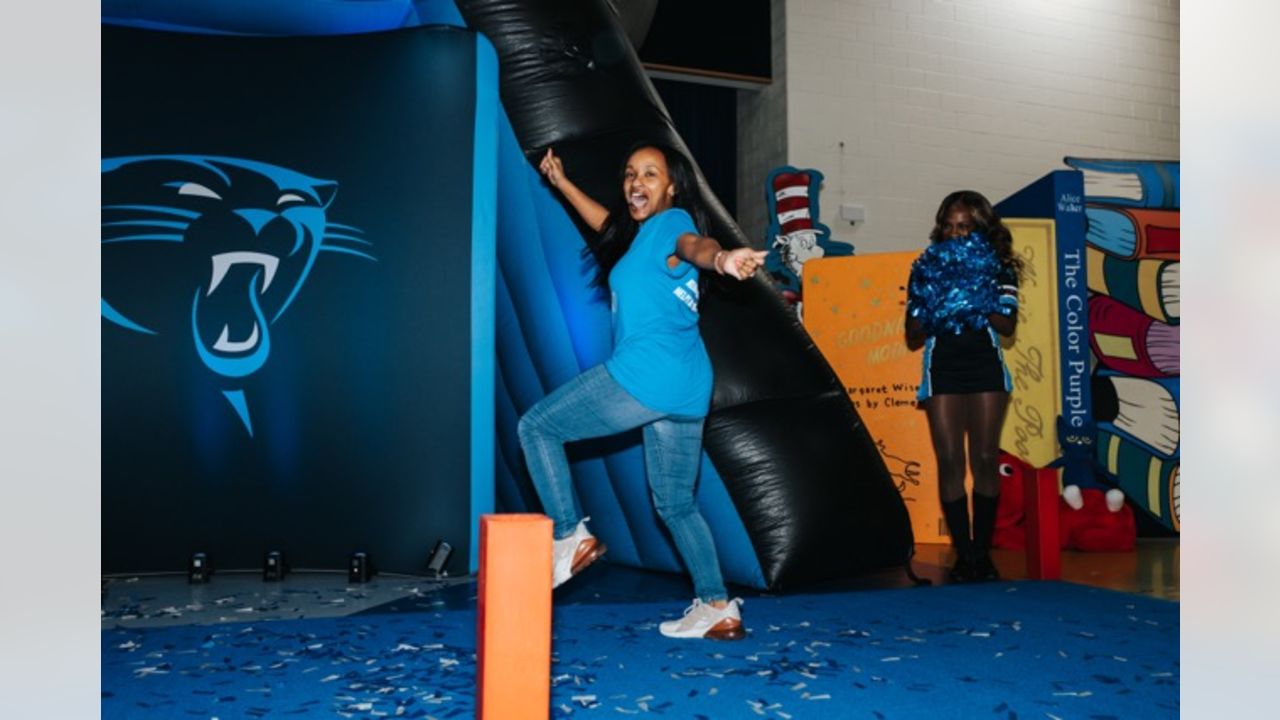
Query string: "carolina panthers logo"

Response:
xmin=101 ymin=155 xmax=375 ymax=436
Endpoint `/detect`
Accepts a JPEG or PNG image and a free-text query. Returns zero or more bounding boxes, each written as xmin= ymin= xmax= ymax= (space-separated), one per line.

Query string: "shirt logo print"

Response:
xmin=672 ymin=278 xmax=699 ymax=312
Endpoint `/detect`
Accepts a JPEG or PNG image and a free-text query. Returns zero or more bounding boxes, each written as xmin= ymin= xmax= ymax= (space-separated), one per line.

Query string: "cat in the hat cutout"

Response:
xmin=763 ymin=167 xmax=853 ymax=304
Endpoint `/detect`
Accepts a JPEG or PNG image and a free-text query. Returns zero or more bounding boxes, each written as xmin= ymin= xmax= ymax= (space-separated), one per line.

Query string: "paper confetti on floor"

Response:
xmin=102 ymin=580 xmax=1177 ymax=718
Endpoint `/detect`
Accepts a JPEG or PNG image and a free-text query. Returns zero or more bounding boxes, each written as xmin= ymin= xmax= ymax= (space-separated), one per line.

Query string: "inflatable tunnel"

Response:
xmin=103 ymin=0 xmax=914 ymax=589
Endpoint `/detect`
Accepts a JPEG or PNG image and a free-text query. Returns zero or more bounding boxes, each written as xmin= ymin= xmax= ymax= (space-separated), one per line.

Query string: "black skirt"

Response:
xmin=926 ymin=328 xmax=1007 ymax=396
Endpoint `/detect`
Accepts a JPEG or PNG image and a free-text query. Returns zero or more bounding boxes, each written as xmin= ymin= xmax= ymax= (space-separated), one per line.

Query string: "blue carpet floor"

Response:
xmin=102 ymin=581 xmax=1178 ymax=719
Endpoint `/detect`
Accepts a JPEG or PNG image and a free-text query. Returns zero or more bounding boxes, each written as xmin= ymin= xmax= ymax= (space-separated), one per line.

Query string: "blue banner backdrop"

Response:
xmin=101 ymin=23 xmax=497 ymax=574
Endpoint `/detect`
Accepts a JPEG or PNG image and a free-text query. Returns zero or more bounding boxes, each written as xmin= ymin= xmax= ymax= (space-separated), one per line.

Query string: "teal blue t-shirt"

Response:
xmin=603 ymin=208 xmax=713 ymax=417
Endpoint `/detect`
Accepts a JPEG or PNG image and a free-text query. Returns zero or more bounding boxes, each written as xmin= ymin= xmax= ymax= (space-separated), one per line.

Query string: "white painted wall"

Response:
xmin=738 ymin=0 xmax=1179 ymax=253
xmin=737 ymin=0 xmax=791 ymax=247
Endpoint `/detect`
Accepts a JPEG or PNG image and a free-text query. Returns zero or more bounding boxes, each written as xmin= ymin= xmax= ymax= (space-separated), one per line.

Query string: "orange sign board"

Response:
xmin=802 ymin=252 xmax=942 ymax=542
xmin=802 ymin=219 xmax=1061 ymax=544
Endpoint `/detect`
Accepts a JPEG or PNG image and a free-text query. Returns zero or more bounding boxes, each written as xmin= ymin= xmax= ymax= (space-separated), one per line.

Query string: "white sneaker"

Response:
xmin=658 ymin=598 xmax=746 ymax=640
xmin=551 ymin=517 xmax=607 ymax=589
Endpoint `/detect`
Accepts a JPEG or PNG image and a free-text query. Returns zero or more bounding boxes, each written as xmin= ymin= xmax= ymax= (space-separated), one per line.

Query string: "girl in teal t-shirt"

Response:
xmin=520 ymin=142 xmax=766 ymax=640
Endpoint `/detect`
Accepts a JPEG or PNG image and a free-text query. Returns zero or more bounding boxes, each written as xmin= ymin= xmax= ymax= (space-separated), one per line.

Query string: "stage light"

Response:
xmin=188 ymin=552 xmax=212 ymax=583
xmin=263 ymin=550 xmax=286 ymax=582
xmin=426 ymin=539 xmax=453 ymax=578
xmin=349 ymin=551 xmax=375 ymax=583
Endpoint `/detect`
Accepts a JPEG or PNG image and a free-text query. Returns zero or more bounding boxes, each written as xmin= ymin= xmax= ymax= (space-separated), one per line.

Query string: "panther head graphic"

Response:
xmin=101 ymin=155 xmax=374 ymax=435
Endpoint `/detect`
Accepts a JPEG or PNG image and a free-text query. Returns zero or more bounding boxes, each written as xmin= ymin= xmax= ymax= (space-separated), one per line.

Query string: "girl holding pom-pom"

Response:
xmin=906 ymin=190 xmax=1022 ymax=582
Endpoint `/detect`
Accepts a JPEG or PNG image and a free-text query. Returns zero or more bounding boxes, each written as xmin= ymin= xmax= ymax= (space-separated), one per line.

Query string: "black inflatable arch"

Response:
xmin=458 ymin=0 xmax=914 ymax=587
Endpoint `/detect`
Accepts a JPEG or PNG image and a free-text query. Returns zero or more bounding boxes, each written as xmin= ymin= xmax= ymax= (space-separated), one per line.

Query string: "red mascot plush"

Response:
xmin=993 ymin=451 xmax=1136 ymax=552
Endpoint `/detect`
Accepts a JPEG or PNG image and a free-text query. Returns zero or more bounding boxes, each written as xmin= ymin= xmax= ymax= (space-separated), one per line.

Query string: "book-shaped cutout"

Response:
xmin=1084 ymin=205 xmax=1179 ymax=260
xmin=1096 ymin=425 xmax=1180 ymax=532
xmin=1087 ymin=247 xmax=1179 ymax=324
xmin=1064 ymin=157 xmax=1180 ymax=210
xmin=1089 ymin=294 xmax=1179 ymax=377
xmin=995 ymin=173 xmax=1094 ymax=449
xmin=1093 ymin=371 xmax=1179 ymax=459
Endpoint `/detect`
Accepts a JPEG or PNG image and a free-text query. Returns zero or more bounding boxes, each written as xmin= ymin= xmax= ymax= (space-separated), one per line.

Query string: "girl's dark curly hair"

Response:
xmin=587 ymin=141 xmax=708 ymax=290
xmin=930 ymin=189 xmax=1023 ymax=279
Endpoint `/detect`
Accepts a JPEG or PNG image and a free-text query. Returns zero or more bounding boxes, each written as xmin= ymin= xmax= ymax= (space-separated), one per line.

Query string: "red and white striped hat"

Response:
xmin=772 ymin=171 xmax=816 ymax=235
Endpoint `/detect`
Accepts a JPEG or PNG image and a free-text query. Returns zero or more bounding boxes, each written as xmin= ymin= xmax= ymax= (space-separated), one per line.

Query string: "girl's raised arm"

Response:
xmin=539 ymin=148 xmax=608 ymax=232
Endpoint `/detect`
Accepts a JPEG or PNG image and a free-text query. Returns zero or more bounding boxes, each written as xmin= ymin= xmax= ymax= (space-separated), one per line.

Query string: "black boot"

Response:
xmin=940 ymin=496 xmax=974 ymax=583
xmin=971 ymin=493 xmax=1001 ymax=581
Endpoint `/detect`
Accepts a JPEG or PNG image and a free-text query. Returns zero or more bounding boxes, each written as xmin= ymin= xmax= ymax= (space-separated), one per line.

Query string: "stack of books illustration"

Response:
xmin=1067 ymin=157 xmax=1180 ymax=533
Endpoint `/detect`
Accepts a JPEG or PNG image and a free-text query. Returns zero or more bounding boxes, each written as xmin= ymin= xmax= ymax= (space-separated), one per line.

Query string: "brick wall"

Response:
xmin=739 ymin=0 xmax=1179 ymax=253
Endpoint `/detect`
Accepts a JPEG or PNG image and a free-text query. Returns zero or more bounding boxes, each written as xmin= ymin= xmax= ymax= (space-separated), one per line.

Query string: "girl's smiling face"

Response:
xmin=942 ymin=205 xmax=976 ymax=239
xmin=623 ymin=147 xmax=676 ymax=221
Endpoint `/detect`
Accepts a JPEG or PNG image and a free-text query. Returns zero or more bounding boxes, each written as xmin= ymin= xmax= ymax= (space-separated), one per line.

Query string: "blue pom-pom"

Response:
xmin=908 ymin=232 xmax=1003 ymax=334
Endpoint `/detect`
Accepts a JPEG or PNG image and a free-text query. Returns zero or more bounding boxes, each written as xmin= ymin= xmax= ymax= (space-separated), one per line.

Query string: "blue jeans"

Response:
xmin=517 ymin=364 xmax=727 ymax=602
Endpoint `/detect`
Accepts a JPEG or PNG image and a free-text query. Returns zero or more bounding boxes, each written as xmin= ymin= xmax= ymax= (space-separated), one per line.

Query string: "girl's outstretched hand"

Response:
xmin=719 ymin=248 xmax=769 ymax=281
xmin=539 ymin=148 xmax=565 ymax=189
